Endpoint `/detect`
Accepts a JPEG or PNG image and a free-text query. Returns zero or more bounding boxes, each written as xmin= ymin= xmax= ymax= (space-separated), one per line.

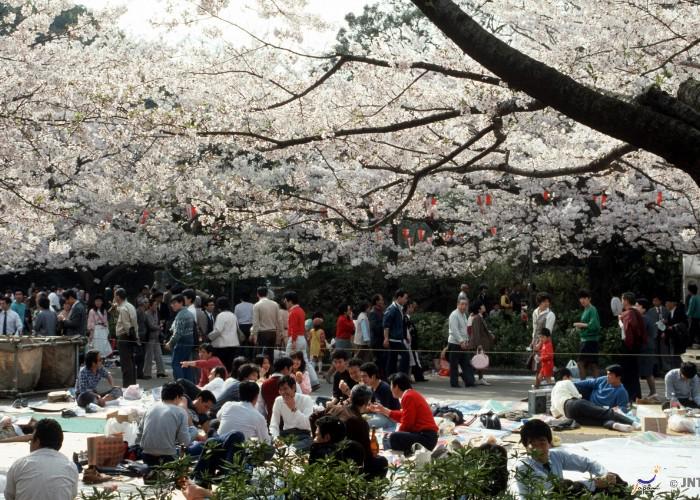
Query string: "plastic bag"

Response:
xmin=668 ymin=414 xmax=695 ymax=433
xmin=105 ymin=418 xmax=138 ymax=446
xmin=123 ymin=384 xmax=142 ymax=400
xmin=566 ymin=360 xmax=580 ymax=379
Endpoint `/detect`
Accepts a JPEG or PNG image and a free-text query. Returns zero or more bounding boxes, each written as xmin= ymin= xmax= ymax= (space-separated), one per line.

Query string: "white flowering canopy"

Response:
xmin=1 ymin=0 xmax=699 ymax=278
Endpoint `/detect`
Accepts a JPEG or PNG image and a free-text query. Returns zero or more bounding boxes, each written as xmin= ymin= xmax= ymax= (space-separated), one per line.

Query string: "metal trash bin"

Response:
xmin=0 ymin=336 xmax=83 ymax=397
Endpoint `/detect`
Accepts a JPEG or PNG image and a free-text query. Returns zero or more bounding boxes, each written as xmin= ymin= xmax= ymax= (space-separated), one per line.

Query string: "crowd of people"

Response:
xmin=3 ymin=280 xmax=700 ymax=499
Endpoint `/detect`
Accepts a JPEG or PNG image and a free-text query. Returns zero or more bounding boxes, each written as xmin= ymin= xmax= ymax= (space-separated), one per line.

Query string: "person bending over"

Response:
xmin=664 ymin=362 xmax=700 ymax=409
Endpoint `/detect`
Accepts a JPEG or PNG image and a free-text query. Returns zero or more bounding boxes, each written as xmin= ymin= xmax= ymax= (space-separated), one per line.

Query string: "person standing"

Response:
xmin=203 ymin=298 xmax=216 ymax=337
xmin=383 ymin=290 xmax=410 ymax=377
xmin=368 ymin=294 xmax=386 ymax=377
xmin=618 ymin=292 xmax=646 ymax=401
xmin=665 ymin=298 xmax=688 ymax=366
xmin=32 ymin=296 xmax=57 ymax=336
xmin=4 ymin=419 xmax=78 ymax=500
xmin=1 ymin=296 xmax=23 ymax=335
xmin=636 ymin=298 xmax=658 ymax=397
xmin=207 ymin=296 xmax=242 ymax=373
xmin=687 ymin=284 xmax=700 ymax=347
xmin=353 ymin=301 xmax=371 ymax=362
xmin=87 ymin=295 xmax=112 ymax=358
xmin=112 ymin=288 xmax=138 ymax=387
xmin=650 ymin=295 xmax=671 ymax=374
xmin=457 ymin=284 xmax=470 ymax=309
xmin=11 ymin=290 xmax=29 ymax=331
xmin=334 ymin=302 xmax=355 ymax=352
xmin=531 ymin=293 xmax=556 ymax=349
xmin=166 ymin=295 xmax=195 ymax=382
xmin=59 ymin=289 xmax=86 ymax=337
xmin=405 ymin=300 xmax=425 ymax=382
xmin=143 ymin=297 xmax=166 ymax=379
xmin=284 ymin=291 xmax=319 ymax=389
xmin=573 ymin=290 xmax=601 ymax=380
xmin=469 ymin=302 xmax=495 ymax=385
xmin=447 ymin=298 xmax=475 ymax=388
xmin=251 ymin=286 xmax=280 ymax=359
xmin=234 ymin=294 xmax=254 ymax=356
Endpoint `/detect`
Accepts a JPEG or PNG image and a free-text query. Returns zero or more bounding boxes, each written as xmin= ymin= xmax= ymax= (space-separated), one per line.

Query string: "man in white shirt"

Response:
xmin=48 ymin=287 xmax=61 ymax=313
xmin=447 ymin=298 xmax=475 ymax=388
xmin=269 ymin=375 xmax=314 ymax=450
xmin=0 ymin=296 xmax=23 ymax=335
xmin=531 ymin=293 xmax=556 ymax=347
xmin=217 ymin=381 xmax=271 ymax=444
xmin=4 ymin=418 xmax=78 ymax=500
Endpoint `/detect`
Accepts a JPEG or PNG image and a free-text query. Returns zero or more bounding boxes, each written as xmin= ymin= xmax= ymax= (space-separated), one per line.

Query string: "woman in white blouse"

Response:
xmin=208 ymin=296 xmax=243 ymax=374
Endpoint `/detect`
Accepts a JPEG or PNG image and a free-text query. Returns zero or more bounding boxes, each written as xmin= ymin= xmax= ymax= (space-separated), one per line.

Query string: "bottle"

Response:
xmin=370 ymin=427 xmax=379 ymax=457
xmin=670 ymin=393 xmax=680 ymax=413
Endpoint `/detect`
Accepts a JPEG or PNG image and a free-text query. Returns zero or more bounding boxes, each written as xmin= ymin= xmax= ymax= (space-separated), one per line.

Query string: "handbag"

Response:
xmin=470 ymin=346 xmax=489 ymax=370
xmin=525 ymin=352 xmax=536 ymax=371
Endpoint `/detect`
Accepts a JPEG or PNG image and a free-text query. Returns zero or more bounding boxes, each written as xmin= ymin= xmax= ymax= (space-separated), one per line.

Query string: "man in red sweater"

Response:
xmin=260 ymin=356 xmax=293 ymax=424
xmin=369 ymin=372 xmax=438 ymax=455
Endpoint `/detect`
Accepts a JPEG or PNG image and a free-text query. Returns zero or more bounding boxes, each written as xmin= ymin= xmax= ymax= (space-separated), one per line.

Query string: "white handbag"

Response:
xmin=470 ymin=346 xmax=490 ymax=370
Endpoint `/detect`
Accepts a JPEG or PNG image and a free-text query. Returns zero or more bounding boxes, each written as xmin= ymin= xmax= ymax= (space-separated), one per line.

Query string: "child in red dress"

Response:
xmin=534 ymin=328 xmax=554 ymax=388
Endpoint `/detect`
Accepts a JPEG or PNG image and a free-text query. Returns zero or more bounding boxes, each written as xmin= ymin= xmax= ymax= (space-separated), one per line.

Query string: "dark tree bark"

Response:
xmin=411 ymin=0 xmax=700 ymax=183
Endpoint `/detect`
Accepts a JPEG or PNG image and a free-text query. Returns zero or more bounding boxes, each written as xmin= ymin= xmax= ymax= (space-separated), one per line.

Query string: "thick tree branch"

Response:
xmin=411 ymin=0 xmax=700 ymax=182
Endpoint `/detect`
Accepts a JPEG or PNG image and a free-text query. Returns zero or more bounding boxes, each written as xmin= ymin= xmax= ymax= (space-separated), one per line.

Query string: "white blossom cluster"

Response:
xmin=0 ymin=0 xmax=698 ymax=279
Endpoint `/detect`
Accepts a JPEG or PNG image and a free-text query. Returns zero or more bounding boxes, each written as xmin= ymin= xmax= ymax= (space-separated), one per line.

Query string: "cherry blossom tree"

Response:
xmin=1 ymin=0 xmax=698 ymax=280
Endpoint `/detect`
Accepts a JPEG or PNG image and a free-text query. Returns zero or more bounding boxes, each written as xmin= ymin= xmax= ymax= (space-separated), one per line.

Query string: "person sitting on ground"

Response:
xmin=217 ymin=381 xmax=271 ymax=444
xmin=75 ymin=349 xmax=122 ymax=408
xmin=574 ymin=364 xmax=631 ymax=413
xmin=359 ymin=362 xmax=399 ymax=430
xmin=337 ymin=357 xmax=364 ymax=399
xmin=309 ymin=416 xmax=364 ymax=468
xmin=201 ymin=366 xmax=227 ymax=400
xmin=254 ymin=354 xmax=271 ymax=381
xmin=551 ymin=368 xmax=637 ymax=432
xmin=330 ymin=350 xmax=356 ymax=405
xmin=180 ymin=344 xmax=227 ymax=388
xmin=180 ymin=390 xmax=216 ymax=437
xmin=534 ymin=328 xmax=554 ymax=388
xmin=664 ymin=362 xmax=700 ymax=409
xmin=291 ymin=350 xmax=312 ymax=395
xmin=261 ymin=356 xmax=294 ymax=423
xmin=4 ymin=418 xmax=78 ymax=500
xmin=138 ymin=382 xmax=191 ymax=466
xmin=369 ymin=372 xmax=439 ymax=455
xmin=514 ymin=419 xmax=624 ymax=499
xmin=211 ymin=363 xmax=260 ymax=413
xmin=343 ymin=384 xmax=389 ymax=479
xmin=269 ymin=375 xmax=314 ymax=451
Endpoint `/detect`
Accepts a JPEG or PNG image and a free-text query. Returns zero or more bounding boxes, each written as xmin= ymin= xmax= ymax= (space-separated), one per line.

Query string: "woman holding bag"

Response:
xmin=469 ymin=303 xmax=495 ymax=385
xmin=87 ymin=296 xmax=112 ymax=358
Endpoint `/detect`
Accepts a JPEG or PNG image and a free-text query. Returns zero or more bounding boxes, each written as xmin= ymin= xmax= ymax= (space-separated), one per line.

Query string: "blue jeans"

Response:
xmin=366 ymin=412 xmax=396 ymax=431
xmin=191 ymin=431 xmax=245 ymax=482
xmin=171 ymin=343 xmax=194 ymax=382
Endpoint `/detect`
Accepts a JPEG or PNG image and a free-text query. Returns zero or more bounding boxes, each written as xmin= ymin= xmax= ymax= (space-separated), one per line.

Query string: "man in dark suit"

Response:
xmin=665 ymin=298 xmax=688 ymax=368
xmin=60 ymin=289 xmax=87 ymax=337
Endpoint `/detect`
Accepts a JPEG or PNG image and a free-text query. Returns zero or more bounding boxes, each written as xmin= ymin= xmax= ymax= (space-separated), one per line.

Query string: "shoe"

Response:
xmin=83 ymin=466 xmax=110 ymax=484
xmin=612 ymin=423 xmax=633 ymax=433
xmin=450 ymin=384 xmax=460 ymax=388
xmin=478 ymin=379 xmax=491 ymax=386
xmin=633 ymin=422 xmax=642 ymax=431
xmin=156 ymin=373 xmax=168 ymax=378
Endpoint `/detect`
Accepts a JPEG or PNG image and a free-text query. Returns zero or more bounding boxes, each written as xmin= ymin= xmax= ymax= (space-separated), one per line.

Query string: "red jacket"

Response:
xmin=389 ymin=389 xmax=438 ymax=433
xmin=621 ymin=308 xmax=647 ymax=349
xmin=335 ymin=314 xmax=355 ymax=340
xmin=191 ymin=356 xmax=227 ymax=387
xmin=538 ymin=339 xmax=554 ymax=365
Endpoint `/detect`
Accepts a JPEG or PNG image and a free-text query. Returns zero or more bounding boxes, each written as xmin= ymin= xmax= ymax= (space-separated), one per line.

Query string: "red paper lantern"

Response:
xmin=431 ymin=197 xmax=437 ymax=206
xmin=490 ymin=226 xmax=497 ymax=236
xmin=401 ymin=227 xmax=410 ymax=240
xmin=186 ymin=204 xmax=198 ymax=220
xmin=139 ymin=209 xmax=149 ymax=224
xmin=543 ymin=190 xmax=550 ymax=202
xmin=417 ymin=228 xmax=426 ymax=241
xmin=657 ymin=191 xmax=663 ymax=206
xmin=445 ymin=230 xmax=454 ymax=241
xmin=485 ymin=194 xmax=492 ymax=206
xmin=601 ymin=194 xmax=607 ymax=207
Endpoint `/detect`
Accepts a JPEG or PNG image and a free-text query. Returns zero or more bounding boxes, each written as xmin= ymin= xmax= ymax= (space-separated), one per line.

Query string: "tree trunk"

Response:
xmin=411 ymin=0 xmax=700 ymax=183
